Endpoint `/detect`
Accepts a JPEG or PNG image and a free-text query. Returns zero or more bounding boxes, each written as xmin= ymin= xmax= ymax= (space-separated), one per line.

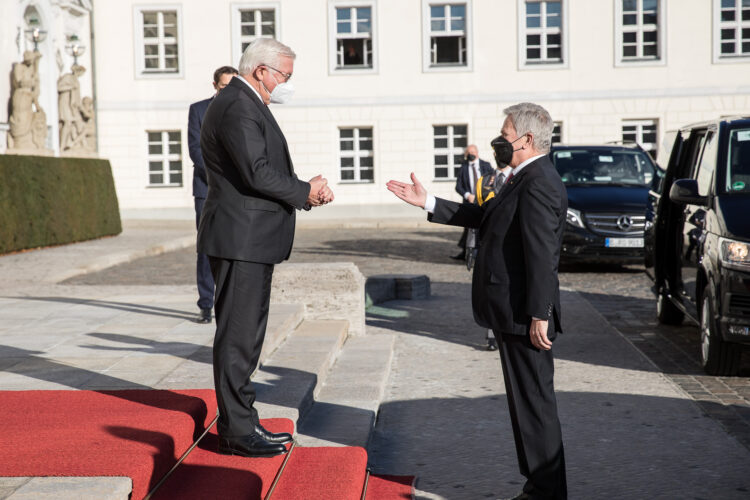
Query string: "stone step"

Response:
xmin=296 ymin=330 xmax=396 ymax=448
xmin=253 ymin=319 xmax=350 ymax=427
xmin=0 ymin=477 xmax=131 ymax=500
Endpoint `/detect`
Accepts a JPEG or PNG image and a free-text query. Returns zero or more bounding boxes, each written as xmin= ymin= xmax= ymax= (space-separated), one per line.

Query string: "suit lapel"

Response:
xmin=231 ymin=78 xmax=295 ymax=174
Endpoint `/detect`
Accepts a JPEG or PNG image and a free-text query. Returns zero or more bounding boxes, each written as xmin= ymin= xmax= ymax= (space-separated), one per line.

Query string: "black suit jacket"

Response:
xmin=431 ymin=155 xmax=567 ymax=335
xmin=454 ymin=159 xmax=493 ymax=202
xmin=197 ymin=77 xmax=310 ymax=264
xmin=188 ymin=97 xmax=212 ymax=198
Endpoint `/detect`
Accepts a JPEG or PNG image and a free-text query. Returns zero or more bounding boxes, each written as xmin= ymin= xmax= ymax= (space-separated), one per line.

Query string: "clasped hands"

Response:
xmin=307 ymin=175 xmax=334 ymax=207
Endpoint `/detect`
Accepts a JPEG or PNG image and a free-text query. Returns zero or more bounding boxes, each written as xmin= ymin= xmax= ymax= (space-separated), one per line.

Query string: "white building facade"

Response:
xmin=11 ymin=0 xmax=750 ymax=212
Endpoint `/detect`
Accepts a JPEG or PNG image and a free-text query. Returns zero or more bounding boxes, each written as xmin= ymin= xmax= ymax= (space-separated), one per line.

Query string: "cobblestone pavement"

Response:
xmin=69 ymin=226 xmax=750 ymax=498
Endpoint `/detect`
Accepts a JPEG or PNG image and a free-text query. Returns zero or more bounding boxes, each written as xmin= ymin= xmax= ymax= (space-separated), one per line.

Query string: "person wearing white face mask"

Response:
xmin=197 ymin=38 xmax=334 ymax=458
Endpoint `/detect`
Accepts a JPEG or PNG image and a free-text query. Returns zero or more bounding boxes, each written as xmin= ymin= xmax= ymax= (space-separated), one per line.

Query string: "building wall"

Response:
xmin=92 ymin=0 xmax=750 ymax=210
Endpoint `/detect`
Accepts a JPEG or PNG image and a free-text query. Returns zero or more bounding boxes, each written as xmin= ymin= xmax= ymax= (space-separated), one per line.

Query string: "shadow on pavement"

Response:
xmin=369 ymin=391 xmax=750 ymax=500
xmin=293 ymin=237 xmax=461 ymax=266
xmin=82 ymin=332 xmax=213 ymax=363
xmin=9 ymin=296 xmax=198 ymax=321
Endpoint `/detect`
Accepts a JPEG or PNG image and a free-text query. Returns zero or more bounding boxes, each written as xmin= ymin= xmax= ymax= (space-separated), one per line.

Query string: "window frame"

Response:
xmin=146 ymin=130 xmax=183 ymax=187
xmin=231 ymin=2 xmax=281 ymax=67
xmin=133 ymin=5 xmax=184 ymax=79
xmin=328 ymin=0 xmax=378 ymax=75
xmin=614 ymin=0 xmax=667 ymax=67
xmin=713 ymin=0 xmax=750 ymax=63
xmin=338 ymin=126 xmax=375 ymax=183
xmin=422 ymin=0 xmax=473 ymax=73
xmin=552 ymin=121 xmax=563 ymax=145
xmin=517 ymin=0 xmax=569 ymax=70
xmin=432 ymin=123 xmax=469 ymax=181
xmin=622 ymin=118 xmax=659 ymax=159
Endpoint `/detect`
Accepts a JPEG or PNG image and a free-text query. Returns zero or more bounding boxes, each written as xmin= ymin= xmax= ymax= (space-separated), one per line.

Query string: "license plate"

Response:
xmin=605 ymin=238 xmax=644 ymax=248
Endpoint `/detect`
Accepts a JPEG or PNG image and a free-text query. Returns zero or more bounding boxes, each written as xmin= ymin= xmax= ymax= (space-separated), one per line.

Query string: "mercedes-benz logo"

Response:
xmin=617 ymin=215 xmax=633 ymax=231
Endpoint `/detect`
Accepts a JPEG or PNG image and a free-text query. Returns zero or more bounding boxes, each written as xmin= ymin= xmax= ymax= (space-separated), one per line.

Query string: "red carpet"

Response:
xmin=269 ymin=446 xmax=368 ymax=499
xmin=0 ymin=390 xmax=415 ymax=500
xmin=366 ymin=474 xmax=416 ymax=499
xmin=152 ymin=418 xmax=294 ymax=500
xmin=0 ymin=389 xmax=217 ymax=500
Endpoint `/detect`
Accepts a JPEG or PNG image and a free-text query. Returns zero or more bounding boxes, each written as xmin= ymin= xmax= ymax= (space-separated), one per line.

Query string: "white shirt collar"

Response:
xmin=236 ymin=75 xmax=264 ymax=104
xmin=511 ymin=153 xmax=546 ymax=176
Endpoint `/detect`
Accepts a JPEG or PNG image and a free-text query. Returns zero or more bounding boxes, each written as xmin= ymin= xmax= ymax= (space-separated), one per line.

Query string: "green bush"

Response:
xmin=0 ymin=154 xmax=122 ymax=254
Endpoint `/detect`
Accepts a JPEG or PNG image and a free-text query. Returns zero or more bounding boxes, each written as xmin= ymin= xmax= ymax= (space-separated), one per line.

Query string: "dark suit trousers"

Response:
xmin=495 ymin=330 xmax=567 ymax=500
xmin=194 ymin=198 xmax=215 ymax=310
xmin=209 ymin=256 xmax=273 ymax=437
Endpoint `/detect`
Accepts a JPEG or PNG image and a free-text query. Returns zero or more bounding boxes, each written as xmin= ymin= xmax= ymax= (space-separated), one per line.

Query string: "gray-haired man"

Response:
xmin=388 ymin=103 xmax=567 ymax=499
xmin=198 ymin=38 xmax=333 ymax=458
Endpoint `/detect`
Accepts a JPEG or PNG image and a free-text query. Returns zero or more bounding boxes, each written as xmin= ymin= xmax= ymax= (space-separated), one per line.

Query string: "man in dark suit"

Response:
xmin=198 ymin=39 xmax=333 ymax=458
xmin=188 ymin=66 xmax=238 ymax=324
xmin=452 ymin=145 xmax=493 ymax=260
xmin=387 ymin=103 xmax=567 ymax=499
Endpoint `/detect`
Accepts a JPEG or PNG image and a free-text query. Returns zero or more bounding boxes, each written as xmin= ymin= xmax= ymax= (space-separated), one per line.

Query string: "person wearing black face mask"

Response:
xmin=452 ymin=145 xmax=493 ymax=260
xmin=387 ymin=102 xmax=568 ymax=500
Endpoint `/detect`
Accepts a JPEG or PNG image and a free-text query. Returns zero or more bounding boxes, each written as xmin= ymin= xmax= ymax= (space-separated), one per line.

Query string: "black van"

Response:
xmin=549 ymin=144 xmax=657 ymax=264
xmin=645 ymin=116 xmax=750 ymax=376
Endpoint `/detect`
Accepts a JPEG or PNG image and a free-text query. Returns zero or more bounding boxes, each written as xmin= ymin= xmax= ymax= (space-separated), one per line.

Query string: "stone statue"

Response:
xmin=8 ymin=50 xmax=47 ymax=151
xmin=79 ymin=96 xmax=96 ymax=152
xmin=57 ymin=64 xmax=97 ymax=155
xmin=57 ymin=64 xmax=85 ymax=152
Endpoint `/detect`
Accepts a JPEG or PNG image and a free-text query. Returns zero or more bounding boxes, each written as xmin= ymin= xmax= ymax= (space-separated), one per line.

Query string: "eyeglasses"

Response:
xmin=264 ymin=65 xmax=292 ymax=82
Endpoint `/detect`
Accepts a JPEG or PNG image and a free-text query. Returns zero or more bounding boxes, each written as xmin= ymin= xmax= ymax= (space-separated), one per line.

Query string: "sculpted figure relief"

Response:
xmin=8 ymin=50 xmax=47 ymax=151
xmin=58 ymin=64 xmax=95 ymax=154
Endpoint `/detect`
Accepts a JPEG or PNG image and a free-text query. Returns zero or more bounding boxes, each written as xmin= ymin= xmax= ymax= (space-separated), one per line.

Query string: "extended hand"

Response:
xmin=307 ymin=175 xmax=328 ymax=206
xmin=529 ymin=318 xmax=552 ymax=350
xmin=386 ymin=173 xmax=427 ymax=209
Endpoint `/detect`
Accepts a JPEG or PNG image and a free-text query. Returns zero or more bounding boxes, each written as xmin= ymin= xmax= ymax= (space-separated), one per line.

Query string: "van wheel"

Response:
xmin=700 ymin=285 xmax=741 ymax=376
xmin=657 ymin=290 xmax=684 ymax=325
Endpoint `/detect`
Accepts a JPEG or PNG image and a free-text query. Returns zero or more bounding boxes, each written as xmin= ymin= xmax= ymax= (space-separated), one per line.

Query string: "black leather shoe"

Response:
xmin=197 ymin=308 xmax=212 ymax=324
xmin=218 ymin=433 xmax=287 ymax=457
xmin=451 ymin=252 xmax=466 ymax=260
xmin=254 ymin=423 xmax=293 ymax=444
xmin=487 ymin=338 xmax=498 ymax=351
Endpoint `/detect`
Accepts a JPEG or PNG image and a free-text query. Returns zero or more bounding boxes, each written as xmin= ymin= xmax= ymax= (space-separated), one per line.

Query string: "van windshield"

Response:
xmin=726 ymin=128 xmax=750 ymax=193
xmin=551 ymin=149 xmax=655 ymax=187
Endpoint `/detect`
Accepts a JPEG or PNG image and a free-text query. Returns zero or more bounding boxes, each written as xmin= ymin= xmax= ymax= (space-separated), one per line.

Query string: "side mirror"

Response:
xmin=669 ymin=179 xmax=708 ymax=206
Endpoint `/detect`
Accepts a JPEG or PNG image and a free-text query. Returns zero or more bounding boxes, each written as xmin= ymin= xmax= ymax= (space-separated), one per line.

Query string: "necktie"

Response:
xmin=470 ymin=164 xmax=477 ymax=192
xmin=505 ymin=172 xmax=515 ymax=185
xmin=493 ymin=173 xmax=506 ymax=194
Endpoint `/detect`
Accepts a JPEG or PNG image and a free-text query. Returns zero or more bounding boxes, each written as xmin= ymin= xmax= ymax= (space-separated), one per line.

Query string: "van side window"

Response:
xmin=695 ymin=131 xmax=717 ymax=195
xmin=726 ymin=128 xmax=750 ymax=192
xmin=680 ymin=130 xmax=707 ymax=179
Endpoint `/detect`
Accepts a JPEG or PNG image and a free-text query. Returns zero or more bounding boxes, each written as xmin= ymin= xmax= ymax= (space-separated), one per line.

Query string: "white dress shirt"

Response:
xmin=464 ymin=161 xmax=482 ymax=200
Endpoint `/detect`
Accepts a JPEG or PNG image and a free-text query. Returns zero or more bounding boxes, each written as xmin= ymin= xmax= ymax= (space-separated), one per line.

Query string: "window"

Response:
xmin=552 ymin=122 xmax=563 ymax=144
xmin=616 ymin=0 xmax=663 ymax=63
xmin=519 ymin=0 xmax=567 ymax=67
xmin=148 ymin=131 xmax=182 ymax=186
xmin=714 ymin=0 xmax=750 ymax=61
xmin=134 ymin=7 xmax=182 ymax=76
xmin=339 ymin=127 xmax=374 ymax=182
xmin=422 ymin=1 xmax=472 ymax=71
xmin=695 ymin=131 xmax=717 ymax=194
xmin=231 ymin=4 xmax=279 ymax=66
xmin=433 ymin=124 xmax=467 ymax=179
xmin=329 ymin=2 xmax=375 ymax=72
xmin=622 ymin=119 xmax=658 ymax=159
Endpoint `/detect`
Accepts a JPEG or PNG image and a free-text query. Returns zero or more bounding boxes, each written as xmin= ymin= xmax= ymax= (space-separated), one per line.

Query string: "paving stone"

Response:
xmin=3 ymin=476 xmax=131 ymax=500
